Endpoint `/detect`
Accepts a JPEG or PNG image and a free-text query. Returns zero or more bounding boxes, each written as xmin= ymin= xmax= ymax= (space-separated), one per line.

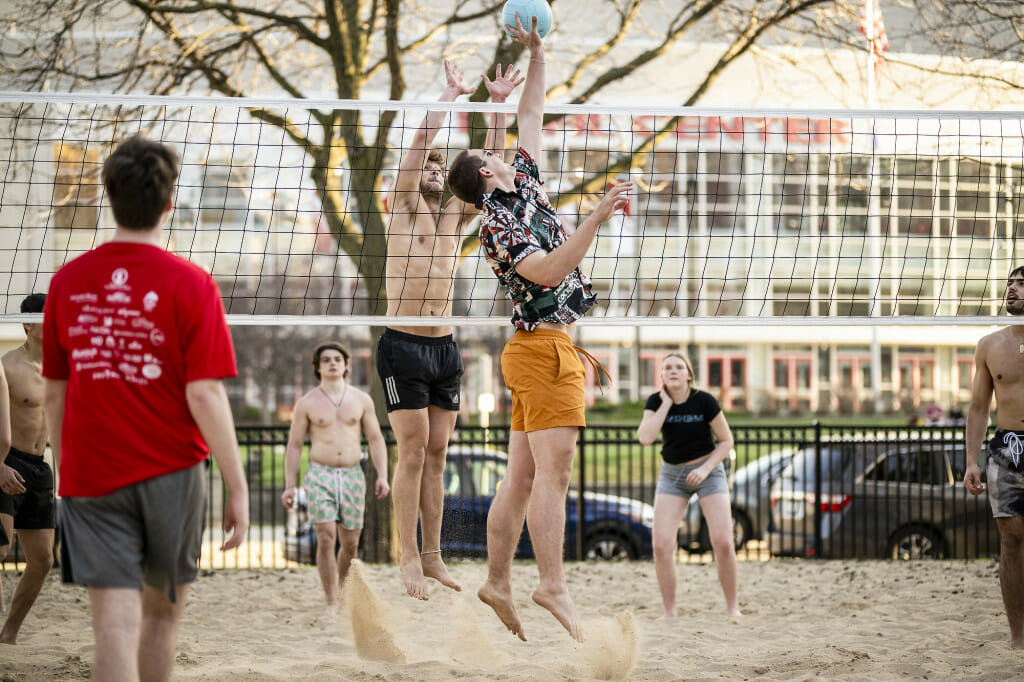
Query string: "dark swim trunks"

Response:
xmin=0 ymin=447 xmax=56 ymax=529
xmin=987 ymin=429 xmax=1024 ymax=518
xmin=375 ymin=328 xmax=463 ymax=413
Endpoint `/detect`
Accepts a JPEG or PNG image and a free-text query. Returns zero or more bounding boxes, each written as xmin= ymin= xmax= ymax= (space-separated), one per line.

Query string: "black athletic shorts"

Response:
xmin=376 ymin=328 xmax=463 ymax=413
xmin=0 ymin=447 xmax=56 ymax=530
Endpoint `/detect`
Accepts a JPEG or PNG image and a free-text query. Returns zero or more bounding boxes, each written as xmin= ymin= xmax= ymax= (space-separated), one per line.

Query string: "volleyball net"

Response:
xmin=1 ymin=91 xmax=1022 ymax=327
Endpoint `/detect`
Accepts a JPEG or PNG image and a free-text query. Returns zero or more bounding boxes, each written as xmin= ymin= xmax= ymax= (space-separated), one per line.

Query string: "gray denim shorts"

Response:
xmin=656 ymin=459 xmax=729 ymax=499
xmin=59 ymin=462 xmax=207 ymax=602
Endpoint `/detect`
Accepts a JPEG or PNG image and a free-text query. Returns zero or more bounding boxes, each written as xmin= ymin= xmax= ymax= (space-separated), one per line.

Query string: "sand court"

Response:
xmin=2 ymin=558 xmax=1023 ymax=680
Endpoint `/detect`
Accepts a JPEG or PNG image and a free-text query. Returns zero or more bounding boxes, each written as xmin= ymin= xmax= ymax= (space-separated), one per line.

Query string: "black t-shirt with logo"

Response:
xmin=644 ymin=389 xmax=722 ymax=464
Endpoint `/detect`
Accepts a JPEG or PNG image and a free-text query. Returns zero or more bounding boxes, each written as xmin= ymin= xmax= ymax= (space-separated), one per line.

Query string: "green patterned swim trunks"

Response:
xmin=304 ymin=461 xmax=366 ymax=529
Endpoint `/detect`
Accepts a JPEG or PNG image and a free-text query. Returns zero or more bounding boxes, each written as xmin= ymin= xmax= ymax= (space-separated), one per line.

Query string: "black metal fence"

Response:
xmin=0 ymin=423 xmax=1000 ymax=571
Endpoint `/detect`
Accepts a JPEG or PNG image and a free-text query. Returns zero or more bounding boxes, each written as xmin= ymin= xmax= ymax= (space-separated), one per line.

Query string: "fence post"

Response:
xmin=576 ymin=426 xmax=586 ymax=560
xmin=813 ymin=419 xmax=823 ymax=558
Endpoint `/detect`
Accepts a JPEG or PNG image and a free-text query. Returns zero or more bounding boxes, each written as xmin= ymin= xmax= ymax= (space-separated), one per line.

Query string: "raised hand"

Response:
xmin=506 ymin=13 xmax=544 ymax=52
xmin=590 ymin=181 xmax=634 ymax=225
xmin=483 ymin=64 xmax=525 ymax=103
xmin=444 ymin=58 xmax=478 ymax=98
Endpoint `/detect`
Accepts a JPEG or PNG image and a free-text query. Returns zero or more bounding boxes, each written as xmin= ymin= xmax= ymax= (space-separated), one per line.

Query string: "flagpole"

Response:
xmin=865 ymin=0 xmax=883 ymax=411
xmin=866 ymin=0 xmax=877 ymax=109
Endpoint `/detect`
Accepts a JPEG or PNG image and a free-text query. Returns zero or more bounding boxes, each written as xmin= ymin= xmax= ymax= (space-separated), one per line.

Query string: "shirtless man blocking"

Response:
xmin=965 ymin=265 xmax=1024 ymax=649
xmin=0 ymin=293 xmax=52 ymax=644
xmin=283 ymin=343 xmax=389 ymax=614
xmin=378 ymin=59 xmax=522 ymax=600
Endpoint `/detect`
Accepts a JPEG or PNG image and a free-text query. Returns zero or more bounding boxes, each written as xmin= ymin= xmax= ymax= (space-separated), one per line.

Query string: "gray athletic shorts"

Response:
xmin=59 ymin=462 xmax=207 ymax=602
xmin=656 ymin=459 xmax=729 ymax=499
xmin=987 ymin=430 xmax=1024 ymax=519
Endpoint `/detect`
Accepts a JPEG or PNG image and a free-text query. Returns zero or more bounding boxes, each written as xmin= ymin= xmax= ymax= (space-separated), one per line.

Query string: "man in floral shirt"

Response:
xmin=448 ymin=15 xmax=632 ymax=643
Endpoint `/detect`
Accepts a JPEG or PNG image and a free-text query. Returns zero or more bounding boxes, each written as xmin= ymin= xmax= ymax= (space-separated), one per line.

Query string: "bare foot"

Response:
xmin=1011 ymin=638 xmax=1024 ymax=650
xmin=420 ymin=553 xmax=462 ymax=593
xmin=478 ymin=581 xmax=526 ymax=641
xmin=324 ymin=602 xmax=339 ymax=617
xmin=532 ymin=586 xmax=582 ymax=642
xmin=727 ymin=608 xmax=742 ymax=617
xmin=401 ymin=560 xmax=430 ymax=600
xmin=656 ymin=613 xmax=676 ymax=620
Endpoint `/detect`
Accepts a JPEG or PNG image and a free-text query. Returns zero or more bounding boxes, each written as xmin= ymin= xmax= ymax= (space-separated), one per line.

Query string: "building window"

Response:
xmin=52 ymin=143 xmax=101 ymax=230
xmin=198 ymin=164 xmax=251 ymax=228
xmin=703 ymin=151 xmax=743 ymax=232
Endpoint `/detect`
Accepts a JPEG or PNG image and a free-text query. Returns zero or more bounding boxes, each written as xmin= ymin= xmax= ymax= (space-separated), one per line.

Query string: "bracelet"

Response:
xmin=420 ymin=549 xmax=442 ymax=555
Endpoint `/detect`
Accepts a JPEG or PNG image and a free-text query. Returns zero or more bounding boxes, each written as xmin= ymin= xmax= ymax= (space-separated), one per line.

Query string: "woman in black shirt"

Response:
xmin=637 ymin=353 xmax=741 ymax=618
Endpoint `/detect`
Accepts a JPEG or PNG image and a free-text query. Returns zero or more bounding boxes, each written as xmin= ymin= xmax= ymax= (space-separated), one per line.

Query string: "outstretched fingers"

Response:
xmin=506 ymin=13 xmax=541 ymax=47
xmin=443 ymin=58 xmax=477 ymax=96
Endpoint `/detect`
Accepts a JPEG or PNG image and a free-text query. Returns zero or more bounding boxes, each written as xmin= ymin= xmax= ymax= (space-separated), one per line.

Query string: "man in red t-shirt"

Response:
xmin=42 ymin=135 xmax=249 ymax=681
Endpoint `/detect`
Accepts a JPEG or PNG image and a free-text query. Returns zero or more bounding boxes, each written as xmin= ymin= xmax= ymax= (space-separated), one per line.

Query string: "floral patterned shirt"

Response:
xmin=478 ymin=148 xmax=596 ymax=331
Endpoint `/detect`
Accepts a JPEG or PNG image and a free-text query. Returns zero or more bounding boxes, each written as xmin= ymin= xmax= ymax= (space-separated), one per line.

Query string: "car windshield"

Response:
xmin=471 ymin=458 xmax=506 ymax=497
xmin=444 ymin=455 xmax=507 ymax=497
xmin=863 ymin=446 xmax=955 ymax=486
xmin=782 ymin=445 xmax=857 ymax=486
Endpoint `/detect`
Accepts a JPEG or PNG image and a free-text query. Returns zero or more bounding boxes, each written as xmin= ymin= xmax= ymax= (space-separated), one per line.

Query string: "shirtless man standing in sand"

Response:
xmin=0 ymin=293 xmax=52 ymax=644
xmin=377 ymin=59 xmax=521 ymax=600
xmin=283 ymin=343 xmax=389 ymax=614
xmin=965 ymin=265 xmax=1024 ymax=649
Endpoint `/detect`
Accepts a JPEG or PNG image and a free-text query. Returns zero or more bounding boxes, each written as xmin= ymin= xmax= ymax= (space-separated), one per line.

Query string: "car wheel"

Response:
xmin=695 ymin=509 xmax=752 ymax=553
xmin=583 ymin=531 xmax=637 ymax=561
xmin=887 ymin=525 xmax=946 ymax=560
xmin=731 ymin=511 xmax=753 ymax=550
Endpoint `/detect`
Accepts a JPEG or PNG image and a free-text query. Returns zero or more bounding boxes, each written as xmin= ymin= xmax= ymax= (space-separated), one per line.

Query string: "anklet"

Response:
xmin=420 ymin=549 xmax=442 ymax=555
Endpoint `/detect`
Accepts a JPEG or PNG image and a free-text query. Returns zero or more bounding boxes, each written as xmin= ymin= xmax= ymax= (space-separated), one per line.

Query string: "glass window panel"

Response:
xmin=774 ymin=360 xmax=789 ymax=388
xmin=958 ymin=362 xmax=972 ymax=390
xmin=708 ymin=360 xmax=723 ymax=387
xmin=957 ymin=190 xmax=991 ymax=214
xmin=920 ymin=363 xmax=934 ymax=390
xmin=839 ymin=361 xmax=854 ymax=389
xmin=731 ymin=359 xmax=746 ymax=388
xmin=705 ymin=151 xmax=743 ymax=175
xmin=958 ymin=158 xmax=985 ymax=182
xmin=797 ymin=360 xmax=811 ymax=388
xmin=898 ymin=158 xmax=934 ymax=178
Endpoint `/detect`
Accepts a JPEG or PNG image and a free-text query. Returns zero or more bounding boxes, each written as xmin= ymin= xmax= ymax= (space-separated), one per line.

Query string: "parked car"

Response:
xmin=679 ymin=448 xmax=795 ymax=553
xmin=766 ymin=439 xmax=999 ymax=559
xmin=284 ymin=445 xmax=655 ymax=564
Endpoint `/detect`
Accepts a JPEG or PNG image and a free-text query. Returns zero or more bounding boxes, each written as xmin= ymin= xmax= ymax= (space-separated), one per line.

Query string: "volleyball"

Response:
xmin=502 ymin=0 xmax=553 ymax=38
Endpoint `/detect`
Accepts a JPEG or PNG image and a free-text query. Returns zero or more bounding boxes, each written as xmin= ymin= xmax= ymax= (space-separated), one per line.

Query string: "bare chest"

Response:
xmin=307 ymin=403 xmax=361 ymax=430
xmin=989 ymin=338 xmax=1024 ymax=389
xmin=388 ymin=216 xmax=459 ymax=258
xmin=5 ymin=359 xmax=44 ymax=408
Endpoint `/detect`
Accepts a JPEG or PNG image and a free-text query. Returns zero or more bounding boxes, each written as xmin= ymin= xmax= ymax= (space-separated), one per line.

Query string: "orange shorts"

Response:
xmin=501 ymin=328 xmax=586 ymax=432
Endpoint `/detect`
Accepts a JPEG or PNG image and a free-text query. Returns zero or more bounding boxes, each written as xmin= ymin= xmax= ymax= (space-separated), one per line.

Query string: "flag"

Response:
xmin=859 ymin=2 xmax=889 ymax=88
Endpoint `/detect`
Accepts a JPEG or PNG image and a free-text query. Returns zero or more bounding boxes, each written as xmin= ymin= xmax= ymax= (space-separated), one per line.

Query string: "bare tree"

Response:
xmin=0 ymin=0 xmax=851 ymax=312
xmin=768 ymin=1 xmax=1024 ymax=105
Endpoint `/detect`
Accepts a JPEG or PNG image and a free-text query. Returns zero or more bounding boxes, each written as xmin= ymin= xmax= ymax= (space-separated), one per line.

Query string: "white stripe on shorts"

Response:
xmin=385 ymin=376 xmax=399 ymax=406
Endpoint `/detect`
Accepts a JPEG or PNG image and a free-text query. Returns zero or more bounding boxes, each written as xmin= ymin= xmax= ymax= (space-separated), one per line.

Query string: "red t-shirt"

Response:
xmin=43 ymin=241 xmax=237 ymax=497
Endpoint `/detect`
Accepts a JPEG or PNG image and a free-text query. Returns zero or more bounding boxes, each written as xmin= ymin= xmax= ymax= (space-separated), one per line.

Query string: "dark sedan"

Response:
xmin=767 ymin=439 xmax=999 ymax=559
